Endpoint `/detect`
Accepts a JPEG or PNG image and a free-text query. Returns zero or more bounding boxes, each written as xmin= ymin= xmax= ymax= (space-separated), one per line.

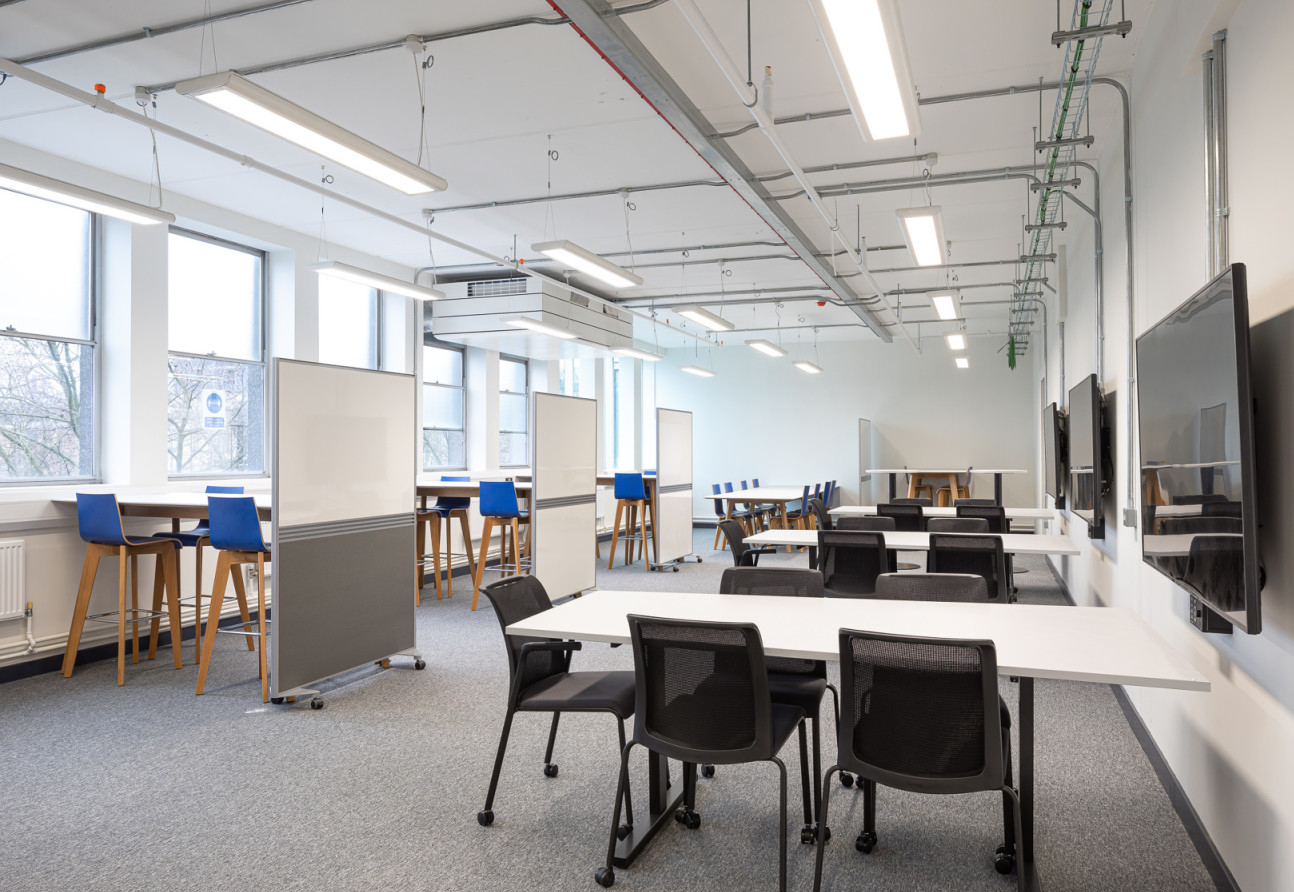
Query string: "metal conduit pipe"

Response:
xmin=756 ymin=153 xmax=938 ymax=184
xmin=424 ymin=178 xmax=726 ymax=216
xmin=0 ymin=56 xmax=711 ymax=348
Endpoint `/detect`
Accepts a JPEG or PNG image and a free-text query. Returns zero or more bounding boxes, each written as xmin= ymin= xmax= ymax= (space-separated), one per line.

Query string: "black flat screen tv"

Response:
xmin=1136 ymin=263 xmax=1261 ymax=633
xmin=1043 ymin=402 xmax=1067 ymax=508
xmin=1068 ymin=374 xmax=1106 ymax=539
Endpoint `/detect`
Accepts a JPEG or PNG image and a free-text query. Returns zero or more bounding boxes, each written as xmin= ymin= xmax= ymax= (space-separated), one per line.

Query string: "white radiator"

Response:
xmin=0 ymin=539 xmax=24 ymax=621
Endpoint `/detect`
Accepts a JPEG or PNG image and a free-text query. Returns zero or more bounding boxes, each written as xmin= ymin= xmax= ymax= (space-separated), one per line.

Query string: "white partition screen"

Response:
xmin=858 ymin=417 xmax=874 ymax=505
xmin=655 ymin=408 xmax=694 ymax=565
xmin=531 ymin=392 xmax=597 ymax=598
xmin=272 ymin=359 xmax=418 ymax=699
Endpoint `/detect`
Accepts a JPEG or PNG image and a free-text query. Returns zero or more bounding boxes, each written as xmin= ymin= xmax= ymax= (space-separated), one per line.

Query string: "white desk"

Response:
xmin=54 ymin=492 xmax=272 ymax=525
xmin=832 ymin=505 xmax=1054 ymax=521
xmin=701 ymin=486 xmax=807 ymax=505
xmin=744 ymin=527 xmax=1080 ymax=557
xmin=868 ymin=467 xmax=1026 ymax=503
xmin=509 ymin=590 xmax=1207 ymax=886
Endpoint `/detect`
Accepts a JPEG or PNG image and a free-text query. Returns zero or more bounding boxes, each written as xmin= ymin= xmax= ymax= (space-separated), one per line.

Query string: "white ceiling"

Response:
xmin=0 ymin=0 xmax=1149 ymax=351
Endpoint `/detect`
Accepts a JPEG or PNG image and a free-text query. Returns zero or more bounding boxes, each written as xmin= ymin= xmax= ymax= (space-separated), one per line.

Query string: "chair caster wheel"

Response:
xmin=543 ymin=763 xmax=559 ymax=778
xmin=594 ymin=867 xmax=615 ymax=887
xmin=270 ymin=697 xmax=284 ymax=704
xmin=414 ymin=659 xmax=426 ymax=670
xmin=802 ymin=824 xmax=830 ymax=844
xmin=674 ymin=808 xmax=700 ymax=829
xmin=477 ymin=810 xmax=494 ymax=827
xmin=994 ymin=852 xmax=1015 ymax=874
xmin=840 ymin=772 xmax=855 ymax=788
xmin=310 ymin=697 xmax=323 ymax=710
xmin=701 ymin=764 xmax=715 ymax=778
xmin=616 ymin=823 xmax=632 ymax=841
xmin=855 ymin=831 xmax=877 ymax=853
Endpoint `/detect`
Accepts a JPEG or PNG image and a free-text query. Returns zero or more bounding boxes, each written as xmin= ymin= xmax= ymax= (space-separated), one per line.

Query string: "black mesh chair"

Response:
xmin=1201 ymin=500 xmax=1243 ymax=518
xmin=596 ymin=615 xmax=808 ymax=891
xmin=1160 ymin=515 xmax=1243 ymax=535
xmin=955 ymin=498 xmax=999 ymax=508
xmin=836 ymin=515 xmax=901 ymax=572
xmin=477 ymin=576 xmax=635 ymax=832
xmin=719 ymin=518 xmax=776 ymax=567
xmin=1186 ymin=535 xmax=1245 ymax=612
xmin=874 ymin=572 xmax=989 ymax=603
xmin=818 ymin=530 xmax=888 ymax=597
xmin=877 ymin=503 xmax=924 ymax=532
xmin=808 ymin=498 xmax=832 ymax=531
xmin=956 ymin=504 xmax=1008 ymax=534
xmin=720 ymin=567 xmax=833 ymax=841
xmin=927 ymin=533 xmax=1011 ymax=602
xmin=812 ymin=630 xmax=1024 ymax=891
xmin=926 ymin=517 xmax=990 ymax=533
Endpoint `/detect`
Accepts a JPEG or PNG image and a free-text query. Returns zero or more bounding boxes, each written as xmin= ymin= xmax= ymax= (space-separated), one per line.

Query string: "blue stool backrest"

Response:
xmin=208 ymin=496 xmax=269 ymax=553
xmin=753 ymin=477 xmax=760 ymax=487
xmin=712 ymin=484 xmax=725 ymax=518
xmin=822 ymin=481 xmax=833 ymax=506
xmin=76 ymin=493 xmax=129 ymax=546
xmin=480 ymin=481 xmax=520 ymax=518
xmin=644 ymin=470 xmax=657 ymax=476
xmin=614 ymin=472 xmax=647 ymax=501
xmin=724 ymin=482 xmax=734 ymax=493
xmin=800 ymin=485 xmax=810 ymax=505
xmin=188 ymin=484 xmax=245 ymax=535
xmin=435 ymin=475 xmax=472 ymax=511
xmin=740 ymin=480 xmax=749 ymax=490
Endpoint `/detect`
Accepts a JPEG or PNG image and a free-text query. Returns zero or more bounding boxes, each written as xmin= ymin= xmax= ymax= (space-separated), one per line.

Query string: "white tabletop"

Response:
xmin=832 ymin=505 xmax=1054 ymax=520
xmin=508 ymin=590 xmax=1208 ymax=691
xmin=702 ymin=487 xmax=807 ymax=502
xmin=1142 ymin=533 xmax=1242 ymax=558
xmin=417 ymin=479 xmax=531 ymax=491
xmin=866 ymin=468 xmax=1027 ymax=475
xmin=744 ymin=528 xmax=1080 ymax=556
xmin=53 ymin=492 xmax=272 ymax=510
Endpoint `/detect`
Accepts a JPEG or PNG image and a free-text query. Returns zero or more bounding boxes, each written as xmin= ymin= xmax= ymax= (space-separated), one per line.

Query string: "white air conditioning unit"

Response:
xmin=430 ymin=277 xmax=633 ymax=359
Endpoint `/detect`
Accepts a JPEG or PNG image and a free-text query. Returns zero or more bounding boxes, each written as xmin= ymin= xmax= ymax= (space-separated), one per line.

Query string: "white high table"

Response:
xmin=832 ymin=505 xmax=1054 ymax=521
xmin=744 ymin=527 xmax=1080 ymax=556
xmin=508 ymin=590 xmax=1208 ymax=888
xmin=868 ymin=467 xmax=1027 ymax=503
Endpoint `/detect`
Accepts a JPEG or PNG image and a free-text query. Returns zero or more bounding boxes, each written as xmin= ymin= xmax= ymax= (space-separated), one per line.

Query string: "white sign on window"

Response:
xmin=202 ymin=389 xmax=227 ymax=429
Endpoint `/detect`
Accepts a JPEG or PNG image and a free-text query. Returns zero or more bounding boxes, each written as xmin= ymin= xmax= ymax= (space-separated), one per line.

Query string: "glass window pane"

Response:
xmin=167 ymin=356 xmax=265 ymax=475
xmin=424 ymin=345 xmax=462 ymax=386
xmin=499 ymin=392 xmax=527 ymax=433
xmin=423 ymin=384 xmax=463 ymax=428
xmin=614 ymin=357 xmax=635 ymax=469
xmin=500 ymin=358 xmax=527 ymax=393
xmin=0 ymin=337 xmax=94 ymax=480
xmin=499 ymin=432 xmax=528 ymax=467
xmin=168 ymin=233 xmax=262 ymax=360
xmin=0 ymin=189 xmax=91 ymax=340
xmin=318 ymin=276 xmax=377 ymax=368
xmin=423 ymin=429 xmax=466 ymax=470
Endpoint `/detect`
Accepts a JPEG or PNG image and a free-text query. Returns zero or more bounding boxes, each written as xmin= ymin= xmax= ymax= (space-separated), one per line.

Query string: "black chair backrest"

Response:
xmin=927 ymin=533 xmax=1008 ymax=600
xmin=1172 ymin=493 xmax=1228 ymax=505
xmin=874 ymin=572 xmax=989 ymax=603
xmin=628 ymin=614 xmax=774 ymax=763
xmin=1186 ymin=536 xmax=1245 ymax=611
xmin=818 ymin=529 xmax=888 ymax=597
xmin=890 ymin=498 xmax=934 ymax=507
xmin=927 ymin=517 xmax=990 ymax=533
xmin=877 ymin=503 xmax=924 ymax=532
xmin=955 ymin=504 xmax=1008 ymax=534
xmin=480 ymin=576 xmax=568 ymax=690
xmin=954 ymin=498 xmax=998 ymax=508
xmin=1160 ymin=515 xmax=1242 ymax=535
xmin=807 ymin=497 xmax=832 ymax=531
xmin=1201 ymin=500 xmax=1243 ymax=518
xmin=719 ymin=567 xmax=824 ymax=676
xmin=719 ymin=518 xmax=753 ymax=566
xmin=836 ymin=515 xmax=897 ymax=532
xmin=837 ymin=629 xmax=1004 ymax=793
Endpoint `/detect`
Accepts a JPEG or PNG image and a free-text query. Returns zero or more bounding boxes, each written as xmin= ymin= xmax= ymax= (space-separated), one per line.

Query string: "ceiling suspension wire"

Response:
xmin=409 ymin=37 xmax=434 ymax=170
xmin=198 ymin=0 xmax=220 ymax=75
xmin=543 ymin=134 xmax=558 ymax=242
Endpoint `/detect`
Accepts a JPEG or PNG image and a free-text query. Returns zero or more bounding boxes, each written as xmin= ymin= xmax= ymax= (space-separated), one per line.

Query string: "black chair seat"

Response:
xmin=769 ymin=673 xmax=829 ymax=716
xmin=517 ymin=670 xmax=635 ymax=717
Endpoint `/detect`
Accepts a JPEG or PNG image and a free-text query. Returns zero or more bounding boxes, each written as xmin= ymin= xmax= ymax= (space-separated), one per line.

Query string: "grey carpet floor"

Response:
xmin=0 ymin=532 xmax=1217 ymax=892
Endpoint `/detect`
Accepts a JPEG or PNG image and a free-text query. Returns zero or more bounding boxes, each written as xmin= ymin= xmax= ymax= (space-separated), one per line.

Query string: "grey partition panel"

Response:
xmin=859 ymin=417 xmax=873 ymax=505
xmin=655 ymin=408 xmax=694 ymax=563
xmin=532 ymin=392 xmax=597 ymax=598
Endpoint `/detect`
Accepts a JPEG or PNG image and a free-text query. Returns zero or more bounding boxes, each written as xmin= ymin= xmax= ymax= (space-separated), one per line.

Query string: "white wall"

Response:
xmin=1046 ymin=2 xmax=1294 ymax=888
xmin=655 ymin=334 xmax=1038 ymax=518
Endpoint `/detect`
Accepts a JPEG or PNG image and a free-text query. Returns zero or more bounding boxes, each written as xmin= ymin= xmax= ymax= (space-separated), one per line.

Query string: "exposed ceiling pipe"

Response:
xmin=424 ymin=178 xmax=726 ymax=216
xmin=756 ymin=153 xmax=938 ymax=184
xmin=0 ymin=55 xmax=711 ymax=348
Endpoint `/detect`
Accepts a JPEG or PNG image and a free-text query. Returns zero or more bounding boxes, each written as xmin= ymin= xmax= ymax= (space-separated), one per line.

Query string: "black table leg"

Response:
xmin=888 ymin=473 xmax=897 ymax=501
xmin=1019 ymin=675 xmax=1042 ymax=890
xmin=995 ymin=473 xmax=1004 ymax=504
xmin=613 ymin=750 xmax=683 ymax=867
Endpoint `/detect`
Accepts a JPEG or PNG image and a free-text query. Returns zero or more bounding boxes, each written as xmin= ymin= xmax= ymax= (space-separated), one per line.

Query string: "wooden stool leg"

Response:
xmin=625 ymin=504 xmax=636 ymax=566
xmin=147 ymin=556 xmax=163 ymax=660
xmin=63 ymin=545 xmax=103 ymax=678
xmin=510 ymin=519 xmax=521 ymax=578
xmin=196 ymin=552 xmax=232 ymax=695
xmin=116 ymin=546 xmax=127 ymax=686
xmin=163 ymin=549 xmax=183 ymax=669
xmin=649 ymin=498 xmax=658 ymax=566
xmin=194 ymin=542 xmax=204 ymax=663
xmin=471 ymin=519 xmax=494 ymax=607
xmin=458 ymin=512 xmax=476 ymax=580
xmin=415 ymin=515 xmax=426 ymax=607
xmin=430 ymin=517 xmax=443 ymax=600
xmin=445 ymin=515 xmax=456 ymax=600
xmin=130 ymin=554 xmax=140 ymax=664
xmin=256 ymin=554 xmax=269 ymax=704
xmin=608 ymin=501 xmax=624 ymax=570
xmin=230 ymin=566 xmax=254 ymax=651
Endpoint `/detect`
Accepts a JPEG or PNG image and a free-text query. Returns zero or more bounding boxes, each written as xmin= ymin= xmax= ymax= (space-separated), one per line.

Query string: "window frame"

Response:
xmin=166 ymin=227 xmax=268 ymax=480
xmin=422 ymin=338 xmax=467 ymax=472
xmin=498 ymin=353 xmax=529 ymax=468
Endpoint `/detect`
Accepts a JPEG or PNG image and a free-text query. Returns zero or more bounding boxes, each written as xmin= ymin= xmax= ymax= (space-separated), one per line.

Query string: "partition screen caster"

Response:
xmin=673 ymin=808 xmax=701 ymax=829
xmin=414 ymin=659 xmax=426 ymax=670
xmin=616 ymin=823 xmax=632 ymax=841
xmin=270 ymin=697 xmax=285 ymax=705
xmin=855 ymin=830 xmax=877 ymax=853
xmin=594 ymin=867 xmax=615 ymax=887
xmin=310 ymin=697 xmax=324 ymax=710
xmin=477 ymin=810 xmax=494 ymax=827
xmin=543 ymin=763 xmax=559 ymax=778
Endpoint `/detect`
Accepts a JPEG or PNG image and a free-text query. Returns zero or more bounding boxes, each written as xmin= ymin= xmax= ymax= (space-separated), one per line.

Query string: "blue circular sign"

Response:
xmin=206 ymin=392 xmax=223 ymax=413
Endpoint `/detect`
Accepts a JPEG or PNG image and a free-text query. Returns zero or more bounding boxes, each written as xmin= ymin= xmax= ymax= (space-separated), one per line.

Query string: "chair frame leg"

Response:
xmin=773 ymin=756 xmax=789 ymax=892
xmin=543 ymin=711 xmax=561 ymax=769
xmin=812 ymin=766 xmax=841 ymax=892
xmin=482 ymin=705 xmax=517 ymax=815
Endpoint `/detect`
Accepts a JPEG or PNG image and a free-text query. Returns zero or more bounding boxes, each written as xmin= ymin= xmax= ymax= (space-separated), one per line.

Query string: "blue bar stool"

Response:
xmin=724 ymin=481 xmax=759 ymax=535
xmin=472 ymin=481 xmax=529 ymax=609
xmin=63 ymin=494 xmax=183 ymax=686
xmin=608 ymin=472 xmax=655 ymax=569
xmin=416 ymin=476 xmax=477 ymax=604
xmin=168 ymin=485 xmax=248 ymax=664
xmin=195 ymin=495 xmax=271 ymax=702
xmin=711 ymin=483 xmax=732 ymax=550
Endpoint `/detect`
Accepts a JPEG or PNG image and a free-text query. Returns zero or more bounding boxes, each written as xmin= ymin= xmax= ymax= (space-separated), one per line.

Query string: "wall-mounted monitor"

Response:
xmin=1043 ymin=402 xmax=1068 ymax=509
xmin=1068 ymin=374 xmax=1107 ymax=539
xmin=1136 ymin=263 xmax=1262 ymax=634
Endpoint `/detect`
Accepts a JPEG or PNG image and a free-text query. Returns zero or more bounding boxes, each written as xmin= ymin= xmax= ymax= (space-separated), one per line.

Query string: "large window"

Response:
xmin=318 ymin=275 xmax=378 ymax=369
xmin=0 ymin=189 xmax=95 ymax=482
xmin=611 ymin=356 xmax=635 ymax=469
xmin=499 ymin=356 xmax=528 ymax=467
xmin=167 ymin=231 xmax=265 ymax=476
xmin=423 ymin=343 xmax=465 ymax=470
xmin=558 ymin=357 xmax=591 ymax=397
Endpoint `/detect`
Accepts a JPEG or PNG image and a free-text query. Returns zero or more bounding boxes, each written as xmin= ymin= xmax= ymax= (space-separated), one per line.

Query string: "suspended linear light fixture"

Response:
xmin=946 ymin=332 xmax=966 ymax=351
xmin=614 ymin=345 xmax=663 ymax=362
xmin=794 ymin=360 xmax=824 ymax=374
xmin=930 ymin=291 xmax=960 ymax=320
xmin=680 ymin=365 xmax=717 ymax=378
xmin=0 ymin=162 xmax=175 ymax=225
xmin=175 ymin=71 xmax=448 ymax=194
xmin=955 ymin=356 xmax=969 ymax=369
xmin=311 ymin=261 xmax=443 ymax=301
xmin=896 ymin=205 xmax=947 ymax=267
xmin=807 ymin=0 xmax=921 ymax=141
xmin=746 ymin=339 xmax=787 ymax=357
xmin=674 ymin=305 xmax=735 ymax=332
xmin=530 ymin=240 xmax=643 ymax=289
xmin=503 ymin=315 xmax=578 ymax=340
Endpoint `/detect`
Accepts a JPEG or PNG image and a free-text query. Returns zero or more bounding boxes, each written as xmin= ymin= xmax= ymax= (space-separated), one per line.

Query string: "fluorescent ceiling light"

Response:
xmin=675 ymin=305 xmax=735 ymax=332
xmin=896 ymin=206 xmax=947 ymax=267
xmin=808 ymin=0 xmax=921 ymax=141
xmin=0 ymin=162 xmax=175 ymax=226
xmin=175 ymin=71 xmax=447 ymax=195
xmin=746 ymin=339 xmax=788 ymax=357
xmin=531 ymin=240 xmax=644 ymax=289
xmin=931 ymin=291 xmax=960 ymax=321
xmin=946 ymin=333 xmax=966 ymax=351
xmin=794 ymin=360 xmax=824 ymax=374
xmin=503 ymin=315 xmax=577 ymax=340
xmin=311 ymin=261 xmax=443 ymax=301
xmin=614 ymin=345 xmax=664 ymax=362
xmin=680 ymin=365 xmax=717 ymax=378
xmin=955 ymin=357 xmax=970 ymax=369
